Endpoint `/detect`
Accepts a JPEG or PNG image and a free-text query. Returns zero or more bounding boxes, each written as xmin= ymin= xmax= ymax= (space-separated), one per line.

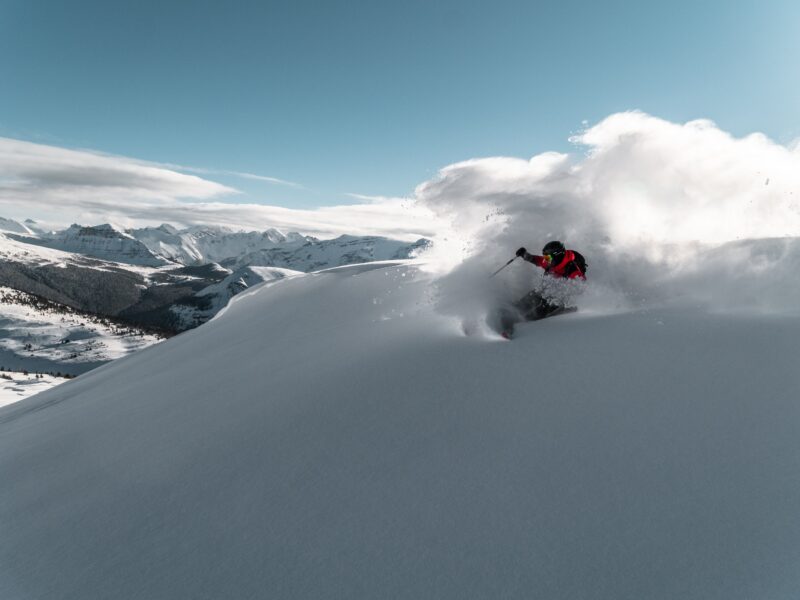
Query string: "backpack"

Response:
xmin=566 ymin=250 xmax=587 ymax=278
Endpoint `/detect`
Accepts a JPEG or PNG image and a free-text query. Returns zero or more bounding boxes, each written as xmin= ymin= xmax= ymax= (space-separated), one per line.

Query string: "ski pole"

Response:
xmin=489 ymin=257 xmax=517 ymax=278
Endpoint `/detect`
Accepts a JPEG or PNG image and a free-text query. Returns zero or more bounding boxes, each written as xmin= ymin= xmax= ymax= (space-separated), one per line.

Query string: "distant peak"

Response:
xmin=65 ymin=223 xmax=132 ymax=239
xmin=156 ymin=224 xmax=179 ymax=235
xmin=0 ymin=217 xmax=34 ymax=235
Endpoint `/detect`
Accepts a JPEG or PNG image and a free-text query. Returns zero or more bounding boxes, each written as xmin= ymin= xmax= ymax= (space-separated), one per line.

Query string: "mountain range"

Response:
xmin=5 ymin=219 xmax=428 ymax=269
xmin=0 ymin=217 xmax=428 ymax=379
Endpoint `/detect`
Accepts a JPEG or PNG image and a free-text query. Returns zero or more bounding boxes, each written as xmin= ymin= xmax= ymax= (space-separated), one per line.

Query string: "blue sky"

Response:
xmin=1 ymin=0 xmax=799 ymax=217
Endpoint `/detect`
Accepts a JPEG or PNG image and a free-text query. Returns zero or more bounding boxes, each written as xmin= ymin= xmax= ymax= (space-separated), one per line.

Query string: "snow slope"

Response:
xmin=2 ymin=260 xmax=799 ymax=599
xmin=0 ymin=224 xmax=427 ymax=336
xmin=170 ymin=266 xmax=301 ymax=330
xmin=0 ymin=287 xmax=162 ymax=376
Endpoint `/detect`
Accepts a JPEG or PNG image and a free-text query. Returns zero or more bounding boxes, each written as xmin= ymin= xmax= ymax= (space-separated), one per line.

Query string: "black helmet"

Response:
xmin=542 ymin=240 xmax=565 ymax=256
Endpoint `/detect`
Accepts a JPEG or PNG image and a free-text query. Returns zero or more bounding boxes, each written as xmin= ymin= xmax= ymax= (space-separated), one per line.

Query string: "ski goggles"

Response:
xmin=543 ymin=254 xmax=553 ymax=264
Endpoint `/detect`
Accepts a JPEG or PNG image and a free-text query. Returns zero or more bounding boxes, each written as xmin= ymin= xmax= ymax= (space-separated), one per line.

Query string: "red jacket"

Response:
xmin=523 ymin=250 xmax=586 ymax=280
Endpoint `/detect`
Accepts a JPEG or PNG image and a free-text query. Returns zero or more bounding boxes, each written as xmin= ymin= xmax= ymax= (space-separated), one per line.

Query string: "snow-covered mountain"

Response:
xmin=0 ymin=222 xmax=428 ymax=339
xmin=8 ymin=219 xmax=428 ymax=272
xmin=0 ymin=218 xmax=428 ymax=333
xmin=17 ymin=223 xmax=172 ymax=267
xmin=0 ymin=231 xmax=241 ymax=336
xmin=0 ymin=217 xmax=34 ymax=235
xmin=129 ymin=224 xmax=428 ymax=271
xmin=0 ymin=221 xmax=429 ymax=377
xmin=129 ymin=223 xmax=310 ymax=265
xmin=222 ymin=234 xmax=430 ymax=271
xmin=2 ymin=252 xmax=799 ymax=599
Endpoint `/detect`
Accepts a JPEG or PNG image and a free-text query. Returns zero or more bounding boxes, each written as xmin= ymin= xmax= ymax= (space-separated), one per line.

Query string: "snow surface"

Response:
xmin=0 ymin=371 xmax=64 ymax=408
xmin=1 ymin=260 xmax=799 ymax=599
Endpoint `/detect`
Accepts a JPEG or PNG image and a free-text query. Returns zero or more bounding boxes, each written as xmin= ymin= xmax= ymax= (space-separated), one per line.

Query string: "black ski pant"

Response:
xmin=513 ymin=290 xmax=561 ymax=320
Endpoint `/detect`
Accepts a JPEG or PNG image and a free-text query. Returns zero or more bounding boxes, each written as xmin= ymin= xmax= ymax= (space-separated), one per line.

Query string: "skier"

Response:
xmin=497 ymin=240 xmax=586 ymax=337
xmin=515 ymin=240 xmax=587 ymax=282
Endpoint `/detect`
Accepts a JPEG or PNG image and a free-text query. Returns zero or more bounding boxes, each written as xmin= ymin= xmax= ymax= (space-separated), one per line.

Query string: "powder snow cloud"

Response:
xmin=415 ymin=111 xmax=800 ymax=316
xmin=418 ymin=111 xmax=800 ymax=255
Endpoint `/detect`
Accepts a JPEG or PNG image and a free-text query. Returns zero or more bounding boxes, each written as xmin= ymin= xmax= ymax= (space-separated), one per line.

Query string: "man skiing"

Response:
xmin=498 ymin=240 xmax=586 ymax=337
xmin=515 ymin=240 xmax=586 ymax=282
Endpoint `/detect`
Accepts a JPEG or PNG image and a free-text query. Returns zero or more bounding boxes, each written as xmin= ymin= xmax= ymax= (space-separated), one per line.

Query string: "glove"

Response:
xmin=515 ymin=247 xmax=527 ymax=258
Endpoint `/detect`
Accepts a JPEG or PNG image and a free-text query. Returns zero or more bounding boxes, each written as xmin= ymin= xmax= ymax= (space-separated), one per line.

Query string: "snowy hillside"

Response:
xmin=0 ymin=232 xmax=228 ymax=331
xmin=170 ymin=266 xmax=301 ymax=330
xmin=0 ymin=287 xmax=162 ymax=376
xmin=2 ymin=258 xmax=799 ymax=599
xmin=0 ymin=372 xmax=67 ymax=408
xmin=0 ymin=224 xmax=427 ymax=336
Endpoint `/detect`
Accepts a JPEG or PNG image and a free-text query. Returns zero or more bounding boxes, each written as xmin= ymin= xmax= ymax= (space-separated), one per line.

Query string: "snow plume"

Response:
xmin=416 ymin=111 xmax=800 ymax=323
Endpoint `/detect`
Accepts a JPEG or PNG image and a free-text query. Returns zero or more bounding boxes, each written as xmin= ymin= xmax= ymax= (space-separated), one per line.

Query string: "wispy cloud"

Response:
xmin=170 ymin=164 xmax=304 ymax=188
xmin=0 ymin=136 xmax=237 ymax=200
xmin=234 ymin=171 xmax=303 ymax=188
xmin=344 ymin=192 xmax=409 ymax=203
xmin=0 ymin=137 xmax=436 ymax=240
xmin=105 ymin=199 xmax=437 ymax=240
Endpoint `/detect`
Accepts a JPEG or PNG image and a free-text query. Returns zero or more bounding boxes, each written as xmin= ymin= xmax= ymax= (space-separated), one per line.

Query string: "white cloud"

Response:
xmin=234 ymin=172 xmax=303 ymax=188
xmin=168 ymin=164 xmax=303 ymax=188
xmin=344 ymin=192 xmax=410 ymax=203
xmin=0 ymin=137 xmax=236 ymax=201
xmin=0 ymin=137 xmax=436 ymax=239
xmin=81 ymin=198 xmax=438 ymax=241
